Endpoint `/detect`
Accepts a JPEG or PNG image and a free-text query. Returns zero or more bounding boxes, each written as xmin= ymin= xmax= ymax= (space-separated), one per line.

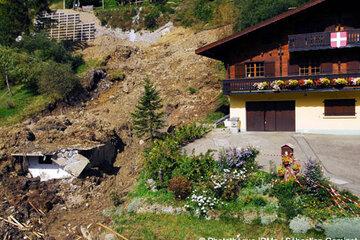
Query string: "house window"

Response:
xmin=324 ymin=99 xmax=356 ymax=116
xmin=299 ymin=64 xmax=321 ymax=76
xmin=245 ymin=62 xmax=265 ymax=78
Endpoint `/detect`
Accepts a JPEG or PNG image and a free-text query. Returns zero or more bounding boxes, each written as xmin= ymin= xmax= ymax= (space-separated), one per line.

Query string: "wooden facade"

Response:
xmin=197 ymin=0 xmax=360 ymax=92
xmin=196 ymin=0 xmax=360 ymax=133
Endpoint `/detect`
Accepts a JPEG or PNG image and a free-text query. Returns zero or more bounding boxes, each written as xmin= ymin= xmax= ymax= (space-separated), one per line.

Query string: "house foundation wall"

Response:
xmin=229 ymin=91 xmax=360 ymax=135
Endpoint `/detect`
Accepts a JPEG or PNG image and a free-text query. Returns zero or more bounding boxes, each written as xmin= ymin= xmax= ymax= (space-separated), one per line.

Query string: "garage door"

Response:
xmin=246 ymin=101 xmax=295 ymax=132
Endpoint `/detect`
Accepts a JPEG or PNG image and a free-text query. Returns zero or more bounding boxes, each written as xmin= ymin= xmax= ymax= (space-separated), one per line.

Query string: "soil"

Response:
xmin=0 ymin=14 xmax=231 ymax=238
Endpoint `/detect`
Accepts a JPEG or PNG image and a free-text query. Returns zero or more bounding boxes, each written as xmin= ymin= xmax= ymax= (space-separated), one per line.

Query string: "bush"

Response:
xmin=110 ymin=70 xmax=126 ymax=82
xmin=173 ymin=123 xmax=210 ymax=145
xmin=110 ymin=191 xmax=124 ymax=206
xmin=35 ymin=61 xmax=80 ymax=98
xmin=270 ymin=180 xmax=302 ymax=219
xmin=289 ymin=215 xmax=312 ymax=234
xmin=194 ymin=0 xmax=214 ymax=22
xmin=234 ymin=0 xmax=309 ymax=31
xmin=218 ymin=147 xmax=259 ymax=171
xmin=185 ymin=190 xmax=221 ymax=218
xmin=144 ymin=6 xmax=161 ymax=30
xmin=187 ymin=87 xmax=198 ymax=95
xmin=144 ymin=124 xmax=211 ymax=188
xmin=174 ymin=152 xmax=218 ymax=183
xmin=6 ymin=100 xmax=16 ymax=109
xmin=324 ymin=217 xmax=360 ymax=238
xmin=168 ymin=176 xmax=192 ymax=200
xmin=144 ymin=136 xmax=181 ymax=188
xmin=260 ymin=211 xmax=278 ymax=225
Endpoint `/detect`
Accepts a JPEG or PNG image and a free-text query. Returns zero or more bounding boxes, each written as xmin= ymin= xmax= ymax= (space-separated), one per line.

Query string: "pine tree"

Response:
xmin=131 ymin=79 xmax=165 ymax=139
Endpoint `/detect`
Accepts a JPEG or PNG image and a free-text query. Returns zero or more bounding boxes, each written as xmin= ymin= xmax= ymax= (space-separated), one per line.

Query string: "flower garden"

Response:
xmin=254 ymin=77 xmax=360 ymax=91
xmin=114 ymin=124 xmax=360 ymax=239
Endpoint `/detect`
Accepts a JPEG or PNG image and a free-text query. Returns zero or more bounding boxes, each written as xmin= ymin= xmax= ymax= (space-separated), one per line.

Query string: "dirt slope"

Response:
xmin=0 ymin=24 xmax=230 ymax=238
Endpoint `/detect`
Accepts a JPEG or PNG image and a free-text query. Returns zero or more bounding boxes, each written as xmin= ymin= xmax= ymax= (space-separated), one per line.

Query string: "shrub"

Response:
xmin=173 ymin=123 xmax=210 ymax=145
xmin=246 ymin=171 xmax=273 ymax=188
xmin=110 ymin=70 xmax=125 ymax=82
xmin=6 ymin=100 xmax=16 ymax=109
xmin=211 ymin=169 xmax=246 ymax=200
xmin=36 ymin=61 xmax=80 ymax=98
xmin=218 ymin=147 xmax=259 ymax=171
xmin=289 ymin=215 xmax=313 ymax=234
xmin=324 ymin=217 xmax=360 ymax=238
xmin=260 ymin=211 xmax=278 ymax=225
xmin=144 ymin=124 xmax=212 ymax=188
xmin=168 ymin=176 xmax=192 ymax=200
xmin=187 ymin=87 xmax=198 ymax=94
xmin=185 ymin=190 xmax=221 ymax=218
xmin=127 ymin=198 xmax=143 ymax=214
xmin=144 ymin=7 xmax=161 ymax=30
xmin=194 ymin=0 xmax=214 ymax=22
xmin=302 ymin=159 xmax=332 ymax=202
xmin=174 ymin=151 xmax=218 ymax=183
xmin=144 ymin=136 xmax=181 ymax=187
xmin=110 ymin=191 xmax=124 ymax=206
xmin=270 ymin=180 xmax=302 ymax=219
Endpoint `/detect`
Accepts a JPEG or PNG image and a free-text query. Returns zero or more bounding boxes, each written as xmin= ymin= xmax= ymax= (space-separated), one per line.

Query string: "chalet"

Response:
xmin=196 ymin=0 xmax=360 ymax=134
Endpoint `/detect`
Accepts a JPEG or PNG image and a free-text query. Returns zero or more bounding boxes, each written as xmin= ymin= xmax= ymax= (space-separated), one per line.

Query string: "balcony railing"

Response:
xmin=289 ymin=29 xmax=360 ymax=52
xmin=223 ymin=73 xmax=360 ymax=95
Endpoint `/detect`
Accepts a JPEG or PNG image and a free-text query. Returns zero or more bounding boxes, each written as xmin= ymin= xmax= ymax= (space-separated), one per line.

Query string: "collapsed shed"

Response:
xmin=12 ymin=142 xmax=119 ymax=181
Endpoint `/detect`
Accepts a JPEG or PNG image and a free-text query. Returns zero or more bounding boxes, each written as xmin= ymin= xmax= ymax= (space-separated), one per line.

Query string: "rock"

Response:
xmin=26 ymin=130 xmax=36 ymax=141
xmin=104 ymin=234 xmax=116 ymax=240
xmin=139 ymin=140 xmax=145 ymax=145
xmin=146 ymin=179 xmax=157 ymax=192
xmin=167 ymin=125 xmax=176 ymax=133
xmin=122 ymin=82 xmax=129 ymax=93
xmin=87 ymin=69 xmax=107 ymax=91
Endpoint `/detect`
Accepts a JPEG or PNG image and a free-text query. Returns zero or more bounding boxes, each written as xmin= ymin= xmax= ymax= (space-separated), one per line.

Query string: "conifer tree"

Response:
xmin=131 ymin=79 xmax=165 ymax=139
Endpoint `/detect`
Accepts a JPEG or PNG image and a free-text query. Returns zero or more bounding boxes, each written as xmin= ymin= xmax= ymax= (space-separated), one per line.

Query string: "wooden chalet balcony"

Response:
xmin=289 ymin=29 xmax=360 ymax=52
xmin=223 ymin=72 xmax=360 ymax=95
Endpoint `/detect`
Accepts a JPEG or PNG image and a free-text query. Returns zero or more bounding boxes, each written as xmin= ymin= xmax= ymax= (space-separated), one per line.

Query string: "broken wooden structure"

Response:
xmin=41 ymin=12 xmax=95 ymax=42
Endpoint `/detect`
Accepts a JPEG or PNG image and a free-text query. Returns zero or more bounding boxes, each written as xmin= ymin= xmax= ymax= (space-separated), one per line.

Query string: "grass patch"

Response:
xmin=128 ymin=175 xmax=177 ymax=205
xmin=0 ymin=85 xmax=52 ymax=126
xmin=204 ymin=112 xmax=226 ymax=124
xmin=50 ymin=0 xmax=64 ymax=10
xmin=75 ymin=58 xmax=103 ymax=76
xmin=114 ymin=213 xmax=325 ymax=239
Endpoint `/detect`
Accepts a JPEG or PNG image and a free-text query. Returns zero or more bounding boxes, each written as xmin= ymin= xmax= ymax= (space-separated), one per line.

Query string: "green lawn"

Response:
xmin=114 ymin=213 xmax=325 ymax=240
xmin=0 ymin=85 xmax=52 ymax=126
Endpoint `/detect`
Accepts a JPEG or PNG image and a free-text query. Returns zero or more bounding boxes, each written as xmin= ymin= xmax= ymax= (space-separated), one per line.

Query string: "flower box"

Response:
xmin=315 ymin=77 xmax=331 ymax=88
xmin=299 ymin=79 xmax=314 ymax=89
xmin=285 ymin=79 xmax=299 ymax=89
xmin=271 ymin=80 xmax=286 ymax=91
xmin=332 ymin=78 xmax=348 ymax=88
xmin=253 ymin=81 xmax=269 ymax=90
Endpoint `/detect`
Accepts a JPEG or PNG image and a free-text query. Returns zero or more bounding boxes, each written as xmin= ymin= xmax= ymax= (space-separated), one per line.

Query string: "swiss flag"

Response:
xmin=331 ymin=32 xmax=347 ymax=48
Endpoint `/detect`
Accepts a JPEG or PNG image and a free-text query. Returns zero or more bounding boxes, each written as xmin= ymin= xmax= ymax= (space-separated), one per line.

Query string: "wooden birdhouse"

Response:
xmin=281 ymin=144 xmax=294 ymax=157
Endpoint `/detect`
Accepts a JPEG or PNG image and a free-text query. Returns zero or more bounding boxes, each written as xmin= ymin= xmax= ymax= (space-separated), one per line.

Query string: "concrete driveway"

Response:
xmin=184 ymin=129 xmax=360 ymax=194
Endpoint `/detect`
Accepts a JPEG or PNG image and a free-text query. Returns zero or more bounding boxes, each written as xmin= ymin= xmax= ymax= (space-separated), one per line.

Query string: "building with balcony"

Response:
xmin=196 ymin=0 xmax=360 ymax=134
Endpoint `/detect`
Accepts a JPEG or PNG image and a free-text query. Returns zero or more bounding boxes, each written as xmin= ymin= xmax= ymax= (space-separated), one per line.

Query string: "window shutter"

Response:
xmin=321 ymin=63 xmax=333 ymax=74
xmin=264 ymin=62 xmax=275 ymax=77
xmin=324 ymin=99 xmax=356 ymax=116
xmin=226 ymin=64 xmax=230 ymax=79
xmin=288 ymin=63 xmax=299 ymax=76
xmin=235 ymin=63 xmax=245 ymax=79
xmin=347 ymin=61 xmax=359 ymax=73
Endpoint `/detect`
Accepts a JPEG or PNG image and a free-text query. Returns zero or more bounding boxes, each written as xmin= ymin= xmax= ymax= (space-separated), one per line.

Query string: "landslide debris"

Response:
xmin=0 ymin=23 xmax=230 ymax=238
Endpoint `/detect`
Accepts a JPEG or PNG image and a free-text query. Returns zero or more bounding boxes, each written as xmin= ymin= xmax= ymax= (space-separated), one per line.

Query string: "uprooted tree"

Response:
xmin=131 ymin=79 xmax=165 ymax=140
